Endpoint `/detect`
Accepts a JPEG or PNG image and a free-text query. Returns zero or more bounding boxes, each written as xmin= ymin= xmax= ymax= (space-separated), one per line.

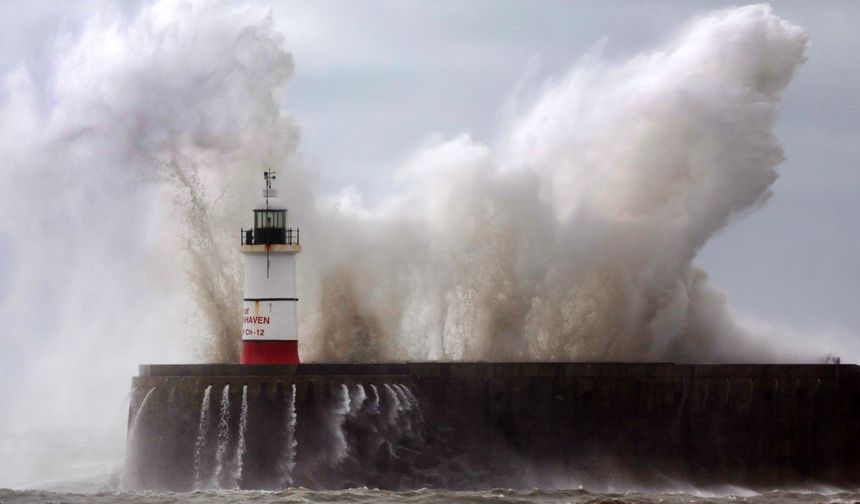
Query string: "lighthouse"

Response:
xmin=240 ymin=169 xmax=301 ymax=364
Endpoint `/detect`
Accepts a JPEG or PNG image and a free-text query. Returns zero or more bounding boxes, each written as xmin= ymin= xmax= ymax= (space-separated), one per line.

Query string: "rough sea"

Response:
xmin=3 ymin=484 xmax=860 ymax=504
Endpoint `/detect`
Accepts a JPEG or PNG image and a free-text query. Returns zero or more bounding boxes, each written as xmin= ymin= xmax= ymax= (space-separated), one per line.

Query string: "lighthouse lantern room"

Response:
xmin=240 ymin=169 xmax=301 ymax=364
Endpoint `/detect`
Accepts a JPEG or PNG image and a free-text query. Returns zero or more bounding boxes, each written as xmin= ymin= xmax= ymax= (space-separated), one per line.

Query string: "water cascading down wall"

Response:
xmin=125 ymin=363 xmax=860 ymax=491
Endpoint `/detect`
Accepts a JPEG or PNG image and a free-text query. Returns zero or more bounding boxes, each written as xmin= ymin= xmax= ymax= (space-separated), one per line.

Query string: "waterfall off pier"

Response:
xmin=127 ymin=363 xmax=860 ymax=491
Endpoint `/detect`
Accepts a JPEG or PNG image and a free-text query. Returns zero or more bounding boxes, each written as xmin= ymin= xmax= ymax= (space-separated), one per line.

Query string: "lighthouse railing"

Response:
xmin=241 ymin=228 xmax=300 ymax=246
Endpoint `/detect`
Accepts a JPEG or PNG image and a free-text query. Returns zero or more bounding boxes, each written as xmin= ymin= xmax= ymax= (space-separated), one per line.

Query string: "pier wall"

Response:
xmin=127 ymin=363 xmax=860 ymax=490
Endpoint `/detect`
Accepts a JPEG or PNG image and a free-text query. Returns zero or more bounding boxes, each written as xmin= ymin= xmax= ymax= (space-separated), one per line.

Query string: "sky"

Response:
xmin=0 ymin=1 xmax=857 ymax=347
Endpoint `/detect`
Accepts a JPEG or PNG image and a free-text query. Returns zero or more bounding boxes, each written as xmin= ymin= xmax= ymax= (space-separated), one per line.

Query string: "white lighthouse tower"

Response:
xmin=240 ymin=169 xmax=301 ymax=364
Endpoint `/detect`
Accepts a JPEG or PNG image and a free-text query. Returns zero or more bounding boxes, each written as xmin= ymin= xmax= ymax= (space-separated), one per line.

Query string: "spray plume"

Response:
xmin=303 ymin=5 xmax=811 ymax=363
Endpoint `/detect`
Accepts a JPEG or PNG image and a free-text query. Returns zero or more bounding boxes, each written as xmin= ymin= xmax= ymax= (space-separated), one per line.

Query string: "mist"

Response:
xmin=0 ymin=0 xmax=850 ymax=489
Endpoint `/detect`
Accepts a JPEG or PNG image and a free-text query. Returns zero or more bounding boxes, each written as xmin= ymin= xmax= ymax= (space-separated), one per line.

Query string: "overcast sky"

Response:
xmin=1 ymin=0 xmax=858 ymax=351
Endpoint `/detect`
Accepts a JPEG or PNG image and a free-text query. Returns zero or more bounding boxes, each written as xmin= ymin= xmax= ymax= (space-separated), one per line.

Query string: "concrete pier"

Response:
xmin=128 ymin=363 xmax=860 ymax=491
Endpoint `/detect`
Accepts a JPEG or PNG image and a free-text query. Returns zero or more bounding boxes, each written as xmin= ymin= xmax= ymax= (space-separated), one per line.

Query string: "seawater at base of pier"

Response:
xmin=127 ymin=363 xmax=860 ymax=491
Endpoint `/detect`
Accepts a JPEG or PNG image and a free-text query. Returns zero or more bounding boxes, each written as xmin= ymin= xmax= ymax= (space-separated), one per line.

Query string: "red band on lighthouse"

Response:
xmin=241 ymin=340 xmax=299 ymax=364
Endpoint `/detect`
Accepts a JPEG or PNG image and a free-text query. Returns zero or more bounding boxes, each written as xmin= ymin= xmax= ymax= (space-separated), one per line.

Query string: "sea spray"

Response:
xmin=212 ymin=384 xmax=231 ymax=488
xmin=391 ymin=385 xmax=414 ymax=436
xmin=399 ymin=385 xmax=426 ymax=429
xmin=232 ymin=384 xmax=248 ymax=488
xmin=350 ymin=384 xmax=368 ymax=416
xmin=400 ymin=385 xmax=422 ymax=413
xmin=282 ymin=384 xmax=297 ymax=486
xmin=127 ymin=387 xmax=157 ymax=449
xmin=330 ymin=384 xmax=352 ymax=465
xmin=299 ymin=4 xmax=813 ymax=365
xmin=369 ymin=385 xmax=381 ymax=414
xmin=193 ymin=385 xmax=213 ymax=490
xmin=0 ymin=4 xmax=303 ymax=456
xmin=396 ymin=384 xmax=425 ymax=438
xmin=0 ymin=0 xmax=818 ymax=389
xmin=383 ymin=384 xmax=402 ymax=427
xmin=33 ymin=0 xmax=808 ymax=369
xmin=394 ymin=384 xmax=415 ymax=410
xmin=122 ymin=386 xmax=157 ymax=490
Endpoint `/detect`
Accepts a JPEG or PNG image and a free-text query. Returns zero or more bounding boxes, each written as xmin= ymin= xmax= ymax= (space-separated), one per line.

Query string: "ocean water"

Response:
xmin=3 ymin=487 xmax=860 ymax=504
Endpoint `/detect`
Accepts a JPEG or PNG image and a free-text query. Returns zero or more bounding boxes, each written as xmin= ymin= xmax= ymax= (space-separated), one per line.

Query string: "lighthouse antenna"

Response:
xmin=262 ymin=167 xmax=277 ymax=278
xmin=263 ymin=168 xmax=277 ymax=211
xmin=264 ymin=168 xmax=276 ymax=189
